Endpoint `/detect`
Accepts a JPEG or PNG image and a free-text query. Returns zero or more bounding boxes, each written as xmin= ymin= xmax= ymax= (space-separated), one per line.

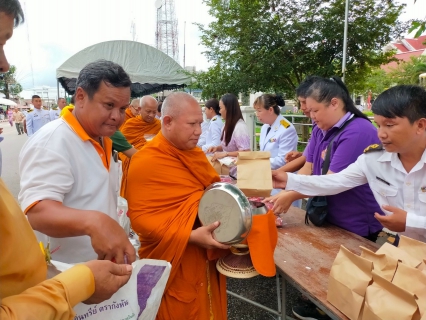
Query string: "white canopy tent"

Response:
xmin=0 ymin=98 xmax=17 ymax=106
xmin=56 ymin=40 xmax=192 ymax=97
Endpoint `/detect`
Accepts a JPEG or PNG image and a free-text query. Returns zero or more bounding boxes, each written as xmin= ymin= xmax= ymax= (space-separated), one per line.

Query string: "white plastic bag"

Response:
xmin=117 ymin=196 xmax=131 ymax=236
xmin=50 ymin=259 xmax=171 ymax=320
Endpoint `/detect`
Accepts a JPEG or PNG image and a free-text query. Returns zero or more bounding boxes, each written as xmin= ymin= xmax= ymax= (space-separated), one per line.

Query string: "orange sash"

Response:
xmin=120 ymin=116 xmax=161 ymax=197
xmin=126 ymin=132 xmax=227 ymax=320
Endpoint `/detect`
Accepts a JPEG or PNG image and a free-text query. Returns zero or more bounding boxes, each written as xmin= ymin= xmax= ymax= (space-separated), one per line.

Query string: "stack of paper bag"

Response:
xmin=236 ymin=151 xmax=272 ymax=197
xmin=327 ymin=235 xmax=426 ymax=320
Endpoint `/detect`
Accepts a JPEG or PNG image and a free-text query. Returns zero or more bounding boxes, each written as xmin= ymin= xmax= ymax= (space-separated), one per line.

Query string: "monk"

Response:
xmin=119 ymin=98 xmax=140 ymax=130
xmin=120 ymin=96 xmax=161 ymax=197
xmin=126 ymin=92 xmax=230 ymax=320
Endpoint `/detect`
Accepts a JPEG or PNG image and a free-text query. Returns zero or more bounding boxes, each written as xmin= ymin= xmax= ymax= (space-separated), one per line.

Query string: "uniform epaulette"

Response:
xmin=51 ymin=107 xmax=58 ymax=110
xmin=212 ymin=118 xmax=217 ymax=121
xmin=42 ymin=107 xmax=48 ymax=110
xmin=280 ymin=119 xmax=290 ymax=129
xmin=364 ymin=144 xmax=384 ymax=153
xmin=27 ymin=109 xmax=33 ymax=113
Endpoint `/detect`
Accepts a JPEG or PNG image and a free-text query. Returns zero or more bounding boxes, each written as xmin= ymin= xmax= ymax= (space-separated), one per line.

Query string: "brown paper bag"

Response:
xmin=327 ymin=245 xmax=373 ymax=320
xmin=398 ymin=235 xmax=426 ymax=261
xmin=363 ymin=271 xmax=420 ymax=320
xmin=393 ymin=262 xmax=426 ymax=318
xmin=360 ymin=246 xmax=398 ymax=281
xmin=206 ymin=156 xmax=230 ymax=175
xmin=236 ymin=151 xmax=272 ymax=197
xmin=376 ymin=242 xmax=422 ymax=268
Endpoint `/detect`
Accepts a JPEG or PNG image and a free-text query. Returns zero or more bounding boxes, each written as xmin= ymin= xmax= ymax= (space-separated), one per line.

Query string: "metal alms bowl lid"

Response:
xmin=198 ymin=182 xmax=252 ymax=245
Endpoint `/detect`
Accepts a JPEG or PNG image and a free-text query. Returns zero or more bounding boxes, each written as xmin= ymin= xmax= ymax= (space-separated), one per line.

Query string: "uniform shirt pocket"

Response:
xmin=418 ymin=192 xmax=426 ymax=204
xmin=370 ymin=181 xmax=398 ymax=210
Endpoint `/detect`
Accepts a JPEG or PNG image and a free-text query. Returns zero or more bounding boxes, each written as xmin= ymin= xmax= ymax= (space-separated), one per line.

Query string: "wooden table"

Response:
xmin=274 ymin=207 xmax=379 ymax=319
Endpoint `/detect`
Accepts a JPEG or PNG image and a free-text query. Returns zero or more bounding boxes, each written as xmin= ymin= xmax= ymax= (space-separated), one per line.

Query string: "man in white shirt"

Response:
xmin=49 ymin=97 xmax=66 ymax=121
xmin=19 ymin=60 xmax=136 ymax=263
xmin=198 ymin=98 xmax=224 ymax=152
xmin=266 ymin=85 xmax=426 ymax=243
xmin=26 ymin=95 xmax=51 ymax=136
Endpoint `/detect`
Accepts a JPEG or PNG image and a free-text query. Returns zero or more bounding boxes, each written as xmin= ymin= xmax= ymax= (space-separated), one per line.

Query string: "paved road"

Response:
xmin=0 ymin=121 xmax=28 ymax=199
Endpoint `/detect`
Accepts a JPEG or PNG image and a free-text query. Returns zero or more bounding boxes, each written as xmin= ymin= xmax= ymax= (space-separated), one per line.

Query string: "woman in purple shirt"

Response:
xmin=268 ymin=77 xmax=383 ymax=241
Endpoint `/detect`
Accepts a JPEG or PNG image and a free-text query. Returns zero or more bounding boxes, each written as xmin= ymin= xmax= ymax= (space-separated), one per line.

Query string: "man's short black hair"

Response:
xmin=296 ymin=76 xmax=322 ymax=98
xmin=76 ymin=60 xmax=131 ymax=99
xmin=32 ymin=95 xmax=40 ymax=99
xmin=372 ymin=85 xmax=426 ymax=124
xmin=0 ymin=0 xmax=25 ymax=27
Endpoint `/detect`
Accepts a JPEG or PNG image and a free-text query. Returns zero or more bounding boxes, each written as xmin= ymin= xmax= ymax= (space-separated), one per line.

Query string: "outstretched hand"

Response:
xmin=285 ymin=151 xmax=302 ymax=163
xmin=264 ymin=190 xmax=293 ymax=215
xmin=271 ymin=170 xmax=288 ymax=189
xmin=374 ymin=205 xmax=407 ymax=232
xmin=84 ymin=260 xmax=132 ymax=304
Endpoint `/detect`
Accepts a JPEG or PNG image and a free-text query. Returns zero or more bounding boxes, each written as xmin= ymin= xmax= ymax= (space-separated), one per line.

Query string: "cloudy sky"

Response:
xmin=5 ymin=0 xmax=424 ymax=90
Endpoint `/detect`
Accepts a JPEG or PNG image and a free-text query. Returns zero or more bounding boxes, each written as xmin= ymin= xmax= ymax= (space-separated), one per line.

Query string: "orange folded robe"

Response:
xmin=120 ymin=116 xmax=161 ymax=197
xmin=126 ymin=131 xmax=228 ymax=320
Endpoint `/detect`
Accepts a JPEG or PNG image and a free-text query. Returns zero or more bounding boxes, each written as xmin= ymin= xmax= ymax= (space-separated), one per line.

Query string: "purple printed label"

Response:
xmin=137 ymin=264 xmax=166 ymax=318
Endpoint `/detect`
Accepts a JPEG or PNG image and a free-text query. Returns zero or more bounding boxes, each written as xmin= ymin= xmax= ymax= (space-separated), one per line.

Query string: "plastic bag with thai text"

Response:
xmin=50 ymin=259 xmax=171 ymax=320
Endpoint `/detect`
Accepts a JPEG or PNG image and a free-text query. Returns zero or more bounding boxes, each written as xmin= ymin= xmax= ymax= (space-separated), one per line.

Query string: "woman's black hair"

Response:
xmin=306 ymin=76 xmax=370 ymax=122
xmin=205 ymin=98 xmax=220 ymax=115
xmin=372 ymin=85 xmax=426 ymax=124
xmin=296 ymin=76 xmax=322 ymax=98
xmin=157 ymin=101 xmax=163 ymax=113
xmin=220 ymin=93 xmax=244 ymax=146
xmin=253 ymin=94 xmax=284 ymax=115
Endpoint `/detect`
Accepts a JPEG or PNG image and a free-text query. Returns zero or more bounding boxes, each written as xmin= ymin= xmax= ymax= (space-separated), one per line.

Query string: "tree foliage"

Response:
xmin=0 ymin=65 xmax=23 ymax=99
xmin=194 ymin=0 xmax=407 ymax=99
xmin=360 ymin=56 xmax=426 ymax=97
xmin=387 ymin=56 xmax=426 ymax=85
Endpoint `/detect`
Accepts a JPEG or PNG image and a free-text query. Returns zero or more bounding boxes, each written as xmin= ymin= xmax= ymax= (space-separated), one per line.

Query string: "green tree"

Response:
xmin=195 ymin=0 xmax=407 ymax=99
xmin=0 ymin=65 xmax=23 ymax=99
xmin=387 ymin=56 xmax=426 ymax=85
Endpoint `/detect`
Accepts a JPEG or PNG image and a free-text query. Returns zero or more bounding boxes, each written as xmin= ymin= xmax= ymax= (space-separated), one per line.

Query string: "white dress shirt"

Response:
xmin=259 ymin=114 xmax=298 ymax=170
xmin=26 ymin=108 xmax=51 ymax=136
xmin=286 ymin=147 xmax=426 ymax=242
xmin=201 ymin=115 xmax=224 ymax=152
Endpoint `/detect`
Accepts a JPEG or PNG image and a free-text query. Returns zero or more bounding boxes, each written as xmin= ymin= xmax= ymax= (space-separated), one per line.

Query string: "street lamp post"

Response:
xmin=342 ymin=0 xmax=349 ymax=83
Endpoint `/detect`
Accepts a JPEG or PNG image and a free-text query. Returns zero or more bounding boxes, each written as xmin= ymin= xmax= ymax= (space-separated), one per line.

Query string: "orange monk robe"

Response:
xmin=119 ymin=107 xmax=136 ymax=130
xmin=126 ymin=131 xmax=228 ymax=320
xmin=120 ymin=116 xmax=161 ymax=197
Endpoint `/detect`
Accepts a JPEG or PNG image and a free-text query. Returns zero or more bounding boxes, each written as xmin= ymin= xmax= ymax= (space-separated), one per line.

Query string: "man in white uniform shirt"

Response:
xmin=26 ymin=95 xmax=51 ymax=136
xmin=198 ymin=98 xmax=224 ymax=152
xmin=19 ymin=60 xmax=136 ymax=264
xmin=49 ymin=97 xmax=66 ymax=121
xmin=267 ymin=85 xmax=426 ymax=243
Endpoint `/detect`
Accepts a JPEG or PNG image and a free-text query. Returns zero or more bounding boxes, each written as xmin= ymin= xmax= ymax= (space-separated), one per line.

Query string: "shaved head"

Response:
xmin=129 ymin=98 xmax=141 ymax=116
xmin=139 ymin=95 xmax=158 ymax=123
xmin=162 ymin=92 xmax=196 ymax=120
xmin=162 ymin=92 xmax=203 ymax=150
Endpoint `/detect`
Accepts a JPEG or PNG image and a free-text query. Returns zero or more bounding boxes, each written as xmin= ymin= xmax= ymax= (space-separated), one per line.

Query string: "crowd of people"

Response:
xmin=1 ymin=0 xmax=426 ymax=320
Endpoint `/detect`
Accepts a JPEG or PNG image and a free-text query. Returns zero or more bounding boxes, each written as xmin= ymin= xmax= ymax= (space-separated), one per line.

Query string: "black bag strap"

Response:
xmin=321 ymin=115 xmax=355 ymax=175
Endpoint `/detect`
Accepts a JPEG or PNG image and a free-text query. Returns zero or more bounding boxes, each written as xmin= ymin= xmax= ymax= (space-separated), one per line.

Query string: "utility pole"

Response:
xmin=183 ymin=21 xmax=186 ymax=68
xmin=342 ymin=0 xmax=350 ymax=82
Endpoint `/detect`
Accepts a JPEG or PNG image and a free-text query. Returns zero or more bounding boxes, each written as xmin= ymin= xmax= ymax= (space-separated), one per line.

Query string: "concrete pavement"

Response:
xmin=0 ymin=121 xmax=28 ymax=199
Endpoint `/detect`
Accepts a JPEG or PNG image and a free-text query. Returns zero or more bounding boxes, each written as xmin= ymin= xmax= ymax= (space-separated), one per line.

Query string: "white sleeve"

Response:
xmin=270 ymin=127 xmax=298 ymax=169
xmin=19 ymin=146 xmax=74 ymax=211
xmin=202 ymin=121 xmax=223 ymax=152
xmin=286 ymin=159 xmax=368 ymax=195
xmin=26 ymin=114 xmax=34 ymax=136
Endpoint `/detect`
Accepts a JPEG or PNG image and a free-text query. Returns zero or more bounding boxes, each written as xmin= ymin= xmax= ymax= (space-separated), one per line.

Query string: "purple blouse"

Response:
xmin=305 ymin=115 xmax=383 ymax=237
